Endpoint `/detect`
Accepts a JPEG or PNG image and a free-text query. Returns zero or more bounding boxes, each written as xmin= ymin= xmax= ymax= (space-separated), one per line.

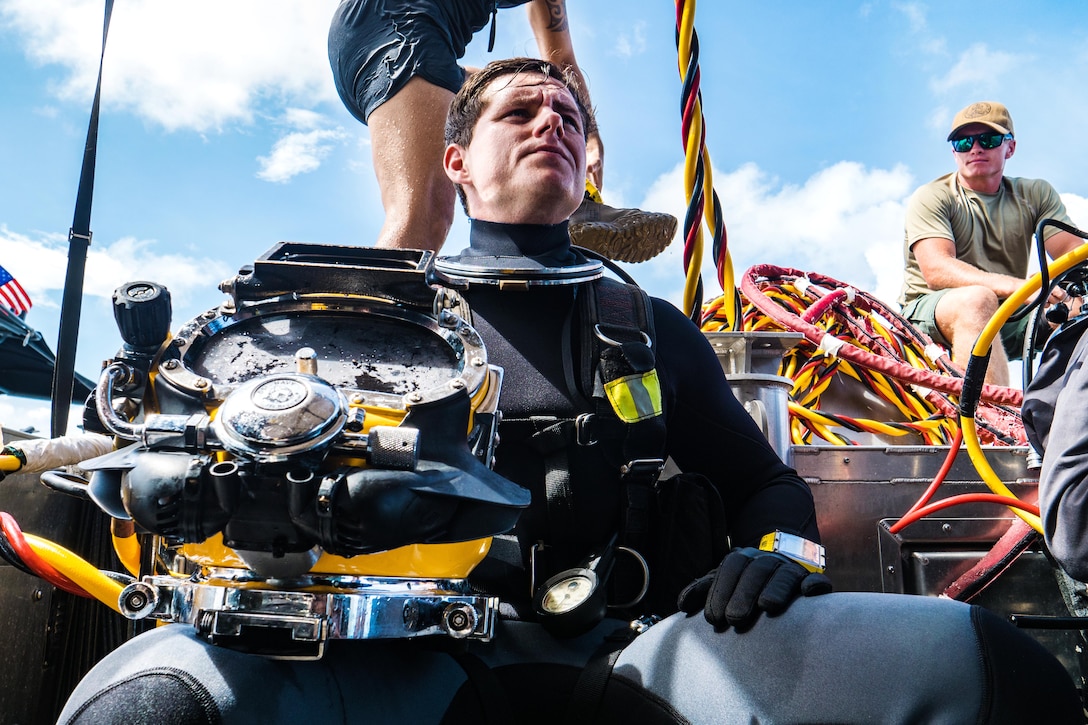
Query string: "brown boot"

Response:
xmin=569 ymin=193 xmax=678 ymax=263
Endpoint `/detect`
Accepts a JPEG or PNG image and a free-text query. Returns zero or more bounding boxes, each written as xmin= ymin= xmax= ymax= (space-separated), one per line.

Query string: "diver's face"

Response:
xmin=444 ymin=72 xmax=586 ymax=224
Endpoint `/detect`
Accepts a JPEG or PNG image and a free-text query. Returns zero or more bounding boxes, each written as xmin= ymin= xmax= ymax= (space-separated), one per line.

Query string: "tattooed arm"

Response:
xmin=526 ymin=0 xmax=603 ymax=189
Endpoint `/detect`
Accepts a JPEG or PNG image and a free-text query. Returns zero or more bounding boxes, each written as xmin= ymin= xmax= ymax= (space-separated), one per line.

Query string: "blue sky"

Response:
xmin=2 ymin=0 xmax=1087 ymax=434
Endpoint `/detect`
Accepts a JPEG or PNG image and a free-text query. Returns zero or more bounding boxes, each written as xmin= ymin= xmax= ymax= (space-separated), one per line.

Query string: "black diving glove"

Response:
xmin=677 ymin=547 xmax=832 ymax=630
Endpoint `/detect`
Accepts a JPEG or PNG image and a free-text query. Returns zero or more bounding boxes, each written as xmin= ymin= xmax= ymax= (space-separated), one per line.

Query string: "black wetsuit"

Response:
xmin=453 ymin=220 xmax=818 ymax=613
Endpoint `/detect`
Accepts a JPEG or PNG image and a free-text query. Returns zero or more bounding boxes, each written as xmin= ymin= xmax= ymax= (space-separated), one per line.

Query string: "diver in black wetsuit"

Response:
xmin=441 ymin=218 xmax=821 ymax=617
xmin=58 ymin=58 xmax=1080 ymax=724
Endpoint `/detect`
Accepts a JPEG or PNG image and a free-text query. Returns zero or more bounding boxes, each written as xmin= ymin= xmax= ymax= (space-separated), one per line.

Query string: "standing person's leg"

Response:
xmin=367 ymin=78 xmax=456 ymax=251
xmin=329 ymin=0 xmax=468 ymax=252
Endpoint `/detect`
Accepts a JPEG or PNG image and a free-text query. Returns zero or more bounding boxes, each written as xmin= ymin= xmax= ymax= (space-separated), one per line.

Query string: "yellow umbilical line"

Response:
xmin=676 ymin=0 xmax=732 ymax=323
xmin=961 ymin=243 xmax=1088 ymax=535
xmin=25 ymin=533 xmax=125 ymax=613
xmin=113 ymin=532 xmax=141 ymax=577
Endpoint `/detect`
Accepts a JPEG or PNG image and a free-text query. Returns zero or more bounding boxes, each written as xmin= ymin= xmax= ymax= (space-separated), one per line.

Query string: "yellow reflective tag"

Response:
xmin=603 ymin=370 xmax=663 ymax=423
xmin=584 ymin=178 xmax=603 ymax=204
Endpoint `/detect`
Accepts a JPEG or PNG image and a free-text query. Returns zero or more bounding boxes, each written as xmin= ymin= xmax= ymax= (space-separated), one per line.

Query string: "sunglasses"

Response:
xmin=950 ymin=132 xmax=1012 ymax=153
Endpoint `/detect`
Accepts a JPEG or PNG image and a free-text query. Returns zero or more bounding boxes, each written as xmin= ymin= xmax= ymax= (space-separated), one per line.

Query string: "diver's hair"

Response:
xmin=446 ymin=57 xmax=595 ymax=147
xmin=445 ymin=57 xmax=595 ymax=213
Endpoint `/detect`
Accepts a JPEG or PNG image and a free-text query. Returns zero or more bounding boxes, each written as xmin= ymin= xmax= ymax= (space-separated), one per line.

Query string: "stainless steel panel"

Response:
xmin=797 ymin=445 xmax=1082 ymax=687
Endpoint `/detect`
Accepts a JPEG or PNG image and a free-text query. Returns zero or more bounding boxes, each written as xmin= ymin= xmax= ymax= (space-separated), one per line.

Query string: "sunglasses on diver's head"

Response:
xmin=950 ymin=132 xmax=1013 ymax=153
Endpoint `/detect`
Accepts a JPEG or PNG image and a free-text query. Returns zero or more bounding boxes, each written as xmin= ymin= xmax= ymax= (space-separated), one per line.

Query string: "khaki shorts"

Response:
xmin=902 ymin=290 xmax=1041 ymax=360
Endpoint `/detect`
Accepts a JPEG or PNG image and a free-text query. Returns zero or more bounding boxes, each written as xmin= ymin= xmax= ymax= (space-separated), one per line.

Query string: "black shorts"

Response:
xmin=328 ymin=0 xmax=496 ymax=124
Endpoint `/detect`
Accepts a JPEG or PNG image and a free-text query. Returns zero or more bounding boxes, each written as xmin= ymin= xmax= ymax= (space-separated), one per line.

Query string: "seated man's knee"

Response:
xmin=950 ymin=285 xmax=1002 ymax=315
xmin=936 ymin=286 xmax=1001 ymax=338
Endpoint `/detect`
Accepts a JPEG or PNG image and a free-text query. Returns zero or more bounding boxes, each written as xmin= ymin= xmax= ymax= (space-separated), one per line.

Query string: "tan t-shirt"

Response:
xmin=899 ymin=173 xmax=1072 ymax=307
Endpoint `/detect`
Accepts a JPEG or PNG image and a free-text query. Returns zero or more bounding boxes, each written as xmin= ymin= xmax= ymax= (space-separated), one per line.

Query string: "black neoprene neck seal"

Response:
xmin=432 ymin=219 xmax=603 ymax=288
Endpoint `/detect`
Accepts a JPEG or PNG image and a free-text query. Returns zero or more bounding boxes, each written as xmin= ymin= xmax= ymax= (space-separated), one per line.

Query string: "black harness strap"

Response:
xmin=578 ymin=280 xmax=667 ymax=556
xmin=529 ymin=287 xmax=591 ymax=573
xmin=530 ymin=417 xmax=577 ymax=566
xmin=449 ymin=651 xmax=514 ymax=725
xmin=564 ymin=623 xmax=641 ymax=723
xmin=578 ymin=279 xmax=666 ymax=465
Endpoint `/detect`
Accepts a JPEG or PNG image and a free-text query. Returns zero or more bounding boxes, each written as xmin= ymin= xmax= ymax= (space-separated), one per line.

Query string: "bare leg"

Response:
xmin=586 ymin=131 xmax=604 ymax=191
xmin=934 ymin=286 xmax=1010 ymax=386
xmin=367 ymin=77 xmax=457 ymax=252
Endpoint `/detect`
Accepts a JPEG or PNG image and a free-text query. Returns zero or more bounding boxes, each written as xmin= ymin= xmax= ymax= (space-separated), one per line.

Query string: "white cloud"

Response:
xmin=281 ymin=108 xmax=327 ymax=132
xmin=612 ymin=21 xmax=647 ymax=59
xmin=258 ymin=127 xmax=347 ymax=183
xmin=890 ymin=2 xmax=945 ymax=55
xmin=630 ymin=167 xmax=1088 ymax=321
xmin=86 ymin=237 xmax=232 ymax=304
xmin=931 ymin=43 xmax=1024 ymax=94
xmin=635 ymin=161 xmax=914 ymax=310
xmin=893 ymin=2 xmax=928 ymax=33
xmin=1062 ymin=193 xmax=1088 ymax=232
xmin=0 ymin=226 xmax=65 ymax=299
xmin=925 ymin=104 xmax=952 ymax=136
xmin=0 ymin=225 xmax=230 ymax=307
xmin=0 ymin=397 xmax=68 ymax=438
xmin=0 ymin=0 xmax=342 ymax=132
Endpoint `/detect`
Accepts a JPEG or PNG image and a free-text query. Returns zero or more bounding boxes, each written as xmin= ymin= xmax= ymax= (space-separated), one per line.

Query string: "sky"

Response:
xmin=2 ymin=0 xmax=1088 ymax=435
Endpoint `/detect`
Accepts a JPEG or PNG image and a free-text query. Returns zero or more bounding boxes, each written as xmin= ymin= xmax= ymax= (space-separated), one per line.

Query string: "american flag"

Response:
xmin=0 ymin=265 xmax=32 ymax=315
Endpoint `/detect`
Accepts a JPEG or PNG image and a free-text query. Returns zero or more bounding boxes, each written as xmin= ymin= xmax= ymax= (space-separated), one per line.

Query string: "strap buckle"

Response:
xmin=594 ymin=324 xmax=651 ymax=348
xmin=619 ymin=458 xmax=665 ymax=485
xmin=574 ymin=413 xmax=598 ymax=447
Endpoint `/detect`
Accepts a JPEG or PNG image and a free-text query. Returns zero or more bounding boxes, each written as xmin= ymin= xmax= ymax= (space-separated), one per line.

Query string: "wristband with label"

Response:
xmin=758 ymin=530 xmax=826 ymax=573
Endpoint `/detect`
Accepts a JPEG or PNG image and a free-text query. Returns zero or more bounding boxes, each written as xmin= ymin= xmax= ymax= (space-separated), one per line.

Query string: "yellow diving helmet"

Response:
xmin=81 ymin=243 xmax=529 ymax=658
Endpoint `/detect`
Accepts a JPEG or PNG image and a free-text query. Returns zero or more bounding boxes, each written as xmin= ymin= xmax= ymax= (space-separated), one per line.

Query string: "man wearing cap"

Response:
xmin=899 ymin=101 xmax=1083 ymax=386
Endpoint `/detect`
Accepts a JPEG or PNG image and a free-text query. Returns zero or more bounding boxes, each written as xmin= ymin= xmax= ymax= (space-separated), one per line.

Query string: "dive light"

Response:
xmin=534 ymin=535 xmax=618 ymax=638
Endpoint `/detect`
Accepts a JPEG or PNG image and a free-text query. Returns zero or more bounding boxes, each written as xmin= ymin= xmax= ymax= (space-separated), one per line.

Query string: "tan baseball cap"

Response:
xmin=947 ymin=101 xmax=1014 ymax=140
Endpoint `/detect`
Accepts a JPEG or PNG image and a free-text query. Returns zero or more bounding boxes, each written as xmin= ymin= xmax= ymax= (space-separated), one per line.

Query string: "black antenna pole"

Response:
xmin=51 ymin=0 xmax=114 ymax=438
